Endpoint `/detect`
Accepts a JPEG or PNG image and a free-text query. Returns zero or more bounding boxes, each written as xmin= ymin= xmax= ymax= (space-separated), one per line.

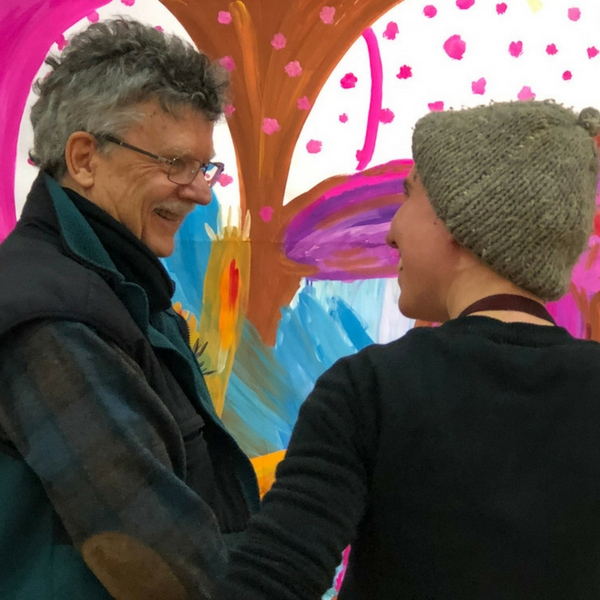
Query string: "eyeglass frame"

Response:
xmin=93 ymin=133 xmax=224 ymax=187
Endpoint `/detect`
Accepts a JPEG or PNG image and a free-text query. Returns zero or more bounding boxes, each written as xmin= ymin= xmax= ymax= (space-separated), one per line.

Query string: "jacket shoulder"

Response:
xmin=0 ymin=232 xmax=129 ymax=346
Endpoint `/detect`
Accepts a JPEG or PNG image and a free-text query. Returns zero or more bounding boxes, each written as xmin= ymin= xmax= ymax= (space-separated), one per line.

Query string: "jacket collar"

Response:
xmin=25 ymin=172 xmax=154 ymax=330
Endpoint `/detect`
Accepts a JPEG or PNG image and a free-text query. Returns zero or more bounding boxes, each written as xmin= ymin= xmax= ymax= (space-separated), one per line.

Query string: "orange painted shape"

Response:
xmin=250 ymin=449 xmax=286 ymax=498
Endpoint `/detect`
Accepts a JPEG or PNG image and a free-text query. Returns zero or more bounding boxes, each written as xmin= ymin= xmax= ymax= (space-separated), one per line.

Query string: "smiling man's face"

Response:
xmin=83 ymin=101 xmax=215 ymax=257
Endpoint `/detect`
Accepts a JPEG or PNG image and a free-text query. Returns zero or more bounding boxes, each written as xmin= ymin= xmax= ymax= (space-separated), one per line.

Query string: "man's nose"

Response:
xmin=179 ymin=175 xmax=212 ymax=206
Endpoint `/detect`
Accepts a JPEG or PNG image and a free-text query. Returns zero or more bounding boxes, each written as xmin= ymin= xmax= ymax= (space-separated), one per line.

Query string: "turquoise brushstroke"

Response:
xmin=329 ymin=297 xmax=374 ymax=350
xmin=220 ymin=284 xmax=379 ymax=457
xmin=307 ymin=279 xmax=388 ymax=345
xmin=222 ymin=320 xmax=299 ymax=456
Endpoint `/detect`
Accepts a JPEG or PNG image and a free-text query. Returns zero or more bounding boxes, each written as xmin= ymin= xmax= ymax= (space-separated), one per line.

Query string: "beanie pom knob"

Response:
xmin=578 ymin=106 xmax=600 ymax=137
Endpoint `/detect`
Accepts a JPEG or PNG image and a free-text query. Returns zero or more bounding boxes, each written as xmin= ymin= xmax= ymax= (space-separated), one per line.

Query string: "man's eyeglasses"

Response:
xmin=95 ymin=133 xmax=224 ymax=187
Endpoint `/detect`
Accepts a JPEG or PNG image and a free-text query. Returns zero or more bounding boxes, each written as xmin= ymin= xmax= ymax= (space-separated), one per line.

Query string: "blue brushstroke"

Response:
xmin=329 ymin=297 xmax=374 ymax=350
xmin=222 ymin=319 xmax=301 ymax=455
xmin=218 ymin=285 xmax=381 ymax=457
xmin=307 ymin=278 xmax=388 ymax=342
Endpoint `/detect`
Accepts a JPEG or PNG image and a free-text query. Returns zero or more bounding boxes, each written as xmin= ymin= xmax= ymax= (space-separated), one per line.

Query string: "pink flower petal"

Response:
xmin=155 ymin=26 xmax=164 ymax=32
xmin=219 ymin=56 xmax=236 ymax=72
xmin=444 ymin=35 xmax=466 ymax=60
xmin=379 ymin=108 xmax=395 ymax=123
xmin=428 ymin=101 xmax=445 ymax=111
xmin=471 ymin=77 xmax=486 ymax=95
xmin=121 ymin=0 xmax=135 ymax=5
xmin=285 ymin=61 xmax=302 ymax=77
xmin=562 ymin=70 xmax=573 ymax=80
xmin=259 ymin=206 xmax=274 ymax=222
xmin=297 ymin=96 xmax=311 ymax=110
xmin=496 ymin=2 xmax=507 ymax=14
xmin=340 ymin=73 xmax=358 ymax=89
xmin=224 ymin=104 xmax=236 ymax=116
xmin=587 ymin=46 xmax=599 ymax=59
xmin=396 ymin=65 xmax=412 ymax=79
xmin=383 ymin=22 xmax=399 ymax=40
xmin=320 ymin=6 xmax=336 ymax=24
xmin=271 ymin=33 xmax=287 ymax=49
xmin=339 ymin=113 xmax=349 ymax=123
xmin=509 ymin=40 xmax=523 ymax=57
xmin=87 ymin=10 xmax=99 ymax=23
xmin=423 ymin=5 xmax=437 ymax=17
xmin=262 ymin=118 xmax=280 ymax=135
xmin=306 ymin=140 xmax=322 ymax=154
xmin=546 ymin=43 xmax=558 ymax=55
xmin=517 ymin=85 xmax=536 ymax=101
xmin=218 ymin=174 xmax=233 ymax=187
xmin=218 ymin=11 xmax=232 ymax=24
xmin=567 ymin=7 xmax=581 ymax=21
xmin=457 ymin=0 xmax=475 ymax=9
xmin=56 ymin=34 xmax=69 ymax=51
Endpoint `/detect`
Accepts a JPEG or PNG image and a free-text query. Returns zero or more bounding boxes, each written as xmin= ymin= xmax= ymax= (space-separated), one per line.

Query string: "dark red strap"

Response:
xmin=458 ymin=294 xmax=556 ymax=325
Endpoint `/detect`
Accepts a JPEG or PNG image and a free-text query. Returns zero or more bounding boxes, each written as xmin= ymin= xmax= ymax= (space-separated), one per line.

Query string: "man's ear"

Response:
xmin=64 ymin=132 xmax=99 ymax=189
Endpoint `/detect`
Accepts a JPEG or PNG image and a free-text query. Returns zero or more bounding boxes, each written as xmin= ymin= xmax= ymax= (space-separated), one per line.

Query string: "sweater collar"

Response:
xmin=443 ymin=314 xmax=574 ymax=347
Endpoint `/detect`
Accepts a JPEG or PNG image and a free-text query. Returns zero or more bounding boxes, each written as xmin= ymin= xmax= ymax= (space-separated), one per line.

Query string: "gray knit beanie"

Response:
xmin=412 ymin=100 xmax=600 ymax=301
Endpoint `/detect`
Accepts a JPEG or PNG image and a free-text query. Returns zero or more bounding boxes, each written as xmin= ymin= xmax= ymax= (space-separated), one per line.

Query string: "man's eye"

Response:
xmin=173 ymin=157 xmax=200 ymax=174
xmin=169 ymin=158 xmax=187 ymax=176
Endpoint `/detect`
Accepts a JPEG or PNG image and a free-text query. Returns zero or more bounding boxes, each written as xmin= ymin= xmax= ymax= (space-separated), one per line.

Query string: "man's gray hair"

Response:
xmin=30 ymin=18 xmax=229 ymax=180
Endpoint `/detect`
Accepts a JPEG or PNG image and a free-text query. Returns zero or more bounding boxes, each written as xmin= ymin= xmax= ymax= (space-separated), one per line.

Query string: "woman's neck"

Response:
xmin=445 ymin=269 xmax=551 ymax=325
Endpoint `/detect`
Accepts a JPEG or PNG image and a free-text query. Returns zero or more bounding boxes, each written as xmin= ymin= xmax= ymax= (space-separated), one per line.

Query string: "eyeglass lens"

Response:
xmin=168 ymin=158 xmax=222 ymax=187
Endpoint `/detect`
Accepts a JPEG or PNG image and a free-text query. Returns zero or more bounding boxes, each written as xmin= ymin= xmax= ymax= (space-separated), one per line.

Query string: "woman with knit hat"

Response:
xmin=217 ymin=100 xmax=600 ymax=600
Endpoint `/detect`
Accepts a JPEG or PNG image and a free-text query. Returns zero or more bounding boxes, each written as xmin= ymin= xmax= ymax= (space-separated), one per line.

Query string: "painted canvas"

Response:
xmin=2 ymin=0 xmax=600 ymax=596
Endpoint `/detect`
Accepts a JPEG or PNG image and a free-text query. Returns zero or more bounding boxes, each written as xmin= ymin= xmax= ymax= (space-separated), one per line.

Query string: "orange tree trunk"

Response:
xmin=160 ymin=0 xmax=404 ymax=345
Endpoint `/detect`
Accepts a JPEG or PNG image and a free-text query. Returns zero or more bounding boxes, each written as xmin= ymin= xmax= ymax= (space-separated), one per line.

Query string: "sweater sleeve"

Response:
xmin=215 ymin=354 xmax=375 ymax=600
xmin=0 ymin=320 xmax=226 ymax=600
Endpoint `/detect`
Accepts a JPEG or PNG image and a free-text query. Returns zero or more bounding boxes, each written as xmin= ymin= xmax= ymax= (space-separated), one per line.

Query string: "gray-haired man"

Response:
xmin=0 ymin=19 xmax=259 ymax=600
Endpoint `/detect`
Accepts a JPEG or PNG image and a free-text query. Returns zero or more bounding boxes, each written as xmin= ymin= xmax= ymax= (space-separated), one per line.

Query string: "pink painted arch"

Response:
xmin=0 ymin=0 xmax=111 ymax=242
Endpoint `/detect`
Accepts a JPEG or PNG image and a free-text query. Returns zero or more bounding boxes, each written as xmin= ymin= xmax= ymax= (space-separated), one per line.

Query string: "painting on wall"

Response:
xmin=2 ymin=0 xmax=600 ymax=595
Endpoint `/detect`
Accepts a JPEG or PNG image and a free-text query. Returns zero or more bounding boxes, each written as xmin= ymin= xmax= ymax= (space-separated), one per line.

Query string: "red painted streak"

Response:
xmin=229 ymin=259 xmax=240 ymax=307
xmin=356 ymin=27 xmax=383 ymax=171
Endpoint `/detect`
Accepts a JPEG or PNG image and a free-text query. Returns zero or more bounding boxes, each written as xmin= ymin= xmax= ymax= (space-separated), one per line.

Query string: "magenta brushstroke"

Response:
xmin=356 ymin=28 xmax=383 ymax=171
xmin=284 ymin=160 xmax=412 ymax=280
xmin=288 ymin=160 xmax=411 ymax=235
xmin=0 ymin=0 xmax=111 ymax=242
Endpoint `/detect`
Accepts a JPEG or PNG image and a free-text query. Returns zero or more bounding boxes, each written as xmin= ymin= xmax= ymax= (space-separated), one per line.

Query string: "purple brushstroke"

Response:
xmin=0 ymin=0 xmax=111 ymax=242
xmin=285 ymin=160 xmax=411 ymax=280
xmin=356 ymin=28 xmax=383 ymax=171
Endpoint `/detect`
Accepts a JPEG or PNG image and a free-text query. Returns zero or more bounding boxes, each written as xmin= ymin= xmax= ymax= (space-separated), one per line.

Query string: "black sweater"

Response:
xmin=217 ymin=316 xmax=600 ymax=600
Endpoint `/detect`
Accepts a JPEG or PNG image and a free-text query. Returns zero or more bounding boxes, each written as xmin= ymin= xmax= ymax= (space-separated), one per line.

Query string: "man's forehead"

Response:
xmin=133 ymin=101 xmax=215 ymax=155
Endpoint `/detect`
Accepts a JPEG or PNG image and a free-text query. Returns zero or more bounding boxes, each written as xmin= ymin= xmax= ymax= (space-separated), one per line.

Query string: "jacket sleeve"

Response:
xmin=0 ymin=319 xmax=226 ymax=600
xmin=215 ymin=354 xmax=376 ymax=600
